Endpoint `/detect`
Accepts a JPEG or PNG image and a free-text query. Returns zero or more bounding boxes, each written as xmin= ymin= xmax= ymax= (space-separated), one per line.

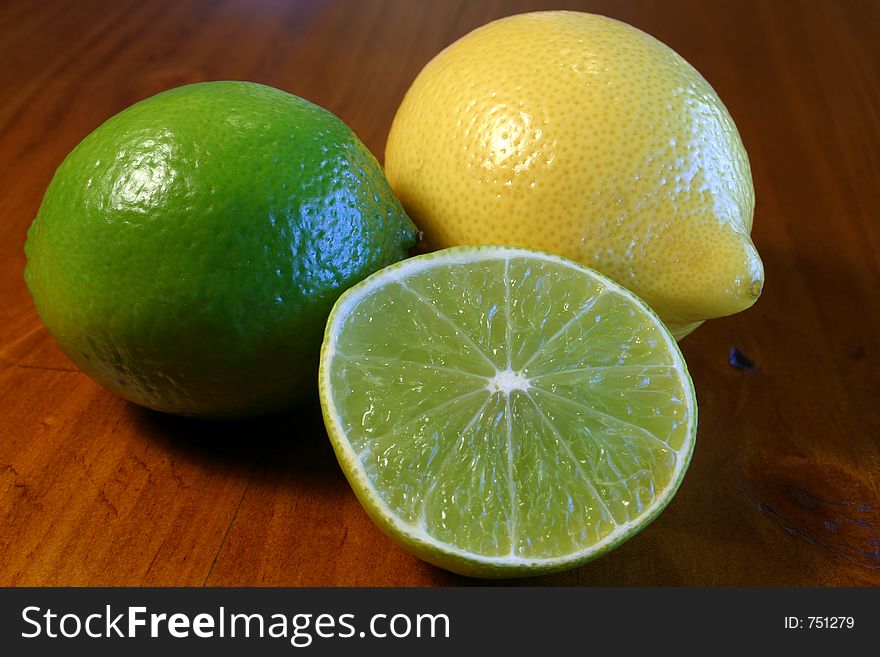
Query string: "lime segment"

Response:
xmin=319 ymin=246 xmax=697 ymax=577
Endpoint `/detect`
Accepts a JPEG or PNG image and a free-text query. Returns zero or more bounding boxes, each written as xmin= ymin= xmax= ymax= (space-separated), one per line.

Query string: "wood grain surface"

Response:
xmin=1 ymin=0 xmax=878 ymax=586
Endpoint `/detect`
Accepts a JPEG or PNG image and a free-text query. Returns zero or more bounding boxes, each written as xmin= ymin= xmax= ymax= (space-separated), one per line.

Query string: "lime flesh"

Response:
xmin=319 ymin=246 xmax=697 ymax=577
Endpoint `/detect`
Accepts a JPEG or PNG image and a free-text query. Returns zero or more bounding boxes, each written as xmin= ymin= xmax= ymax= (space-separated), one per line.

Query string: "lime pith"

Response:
xmin=319 ymin=246 xmax=697 ymax=577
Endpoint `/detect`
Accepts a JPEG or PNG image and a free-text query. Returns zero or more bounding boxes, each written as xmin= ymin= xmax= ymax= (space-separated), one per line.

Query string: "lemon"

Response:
xmin=25 ymin=81 xmax=417 ymax=418
xmin=385 ymin=11 xmax=763 ymax=339
xmin=319 ymin=246 xmax=697 ymax=577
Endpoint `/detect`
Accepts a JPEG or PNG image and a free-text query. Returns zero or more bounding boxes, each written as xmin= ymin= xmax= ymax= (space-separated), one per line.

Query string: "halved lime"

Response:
xmin=319 ymin=246 xmax=697 ymax=577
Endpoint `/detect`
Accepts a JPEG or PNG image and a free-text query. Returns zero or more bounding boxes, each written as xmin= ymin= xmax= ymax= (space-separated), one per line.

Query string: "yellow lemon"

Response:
xmin=385 ymin=11 xmax=763 ymax=339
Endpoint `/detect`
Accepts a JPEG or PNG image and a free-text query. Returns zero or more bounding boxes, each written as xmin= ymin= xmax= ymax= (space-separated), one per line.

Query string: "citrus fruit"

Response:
xmin=385 ymin=11 xmax=763 ymax=339
xmin=25 ymin=81 xmax=417 ymax=418
xmin=319 ymin=246 xmax=697 ymax=577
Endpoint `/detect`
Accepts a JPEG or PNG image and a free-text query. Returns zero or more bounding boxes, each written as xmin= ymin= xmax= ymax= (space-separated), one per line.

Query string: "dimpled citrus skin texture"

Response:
xmin=385 ymin=11 xmax=763 ymax=338
xmin=25 ymin=81 xmax=417 ymax=418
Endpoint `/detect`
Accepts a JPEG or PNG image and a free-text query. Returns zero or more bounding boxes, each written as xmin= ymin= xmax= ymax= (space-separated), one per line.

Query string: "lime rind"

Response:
xmin=319 ymin=245 xmax=697 ymax=577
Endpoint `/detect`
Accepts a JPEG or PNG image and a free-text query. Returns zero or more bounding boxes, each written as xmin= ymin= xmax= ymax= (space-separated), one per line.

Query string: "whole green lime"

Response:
xmin=25 ymin=81 xmax=417 ymax=418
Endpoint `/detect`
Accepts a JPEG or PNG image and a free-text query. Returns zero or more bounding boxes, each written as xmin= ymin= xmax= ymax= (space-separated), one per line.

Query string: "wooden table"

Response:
xmin=1 ymin=0 xmax=878 ymax=586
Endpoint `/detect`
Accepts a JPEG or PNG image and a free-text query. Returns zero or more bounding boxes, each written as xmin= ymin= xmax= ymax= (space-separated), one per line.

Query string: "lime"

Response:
xmin=25 ymin=81 xmax=417 ymax=418
xmin=319 ymin=246 xmax=697 ymax=577
xmin=386 ymin=11 xmax=763 ymax=339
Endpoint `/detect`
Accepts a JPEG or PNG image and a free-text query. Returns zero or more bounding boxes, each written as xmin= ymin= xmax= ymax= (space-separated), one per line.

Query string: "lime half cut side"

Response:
xmin=318 ymin=246 xmax=697 ymax=577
